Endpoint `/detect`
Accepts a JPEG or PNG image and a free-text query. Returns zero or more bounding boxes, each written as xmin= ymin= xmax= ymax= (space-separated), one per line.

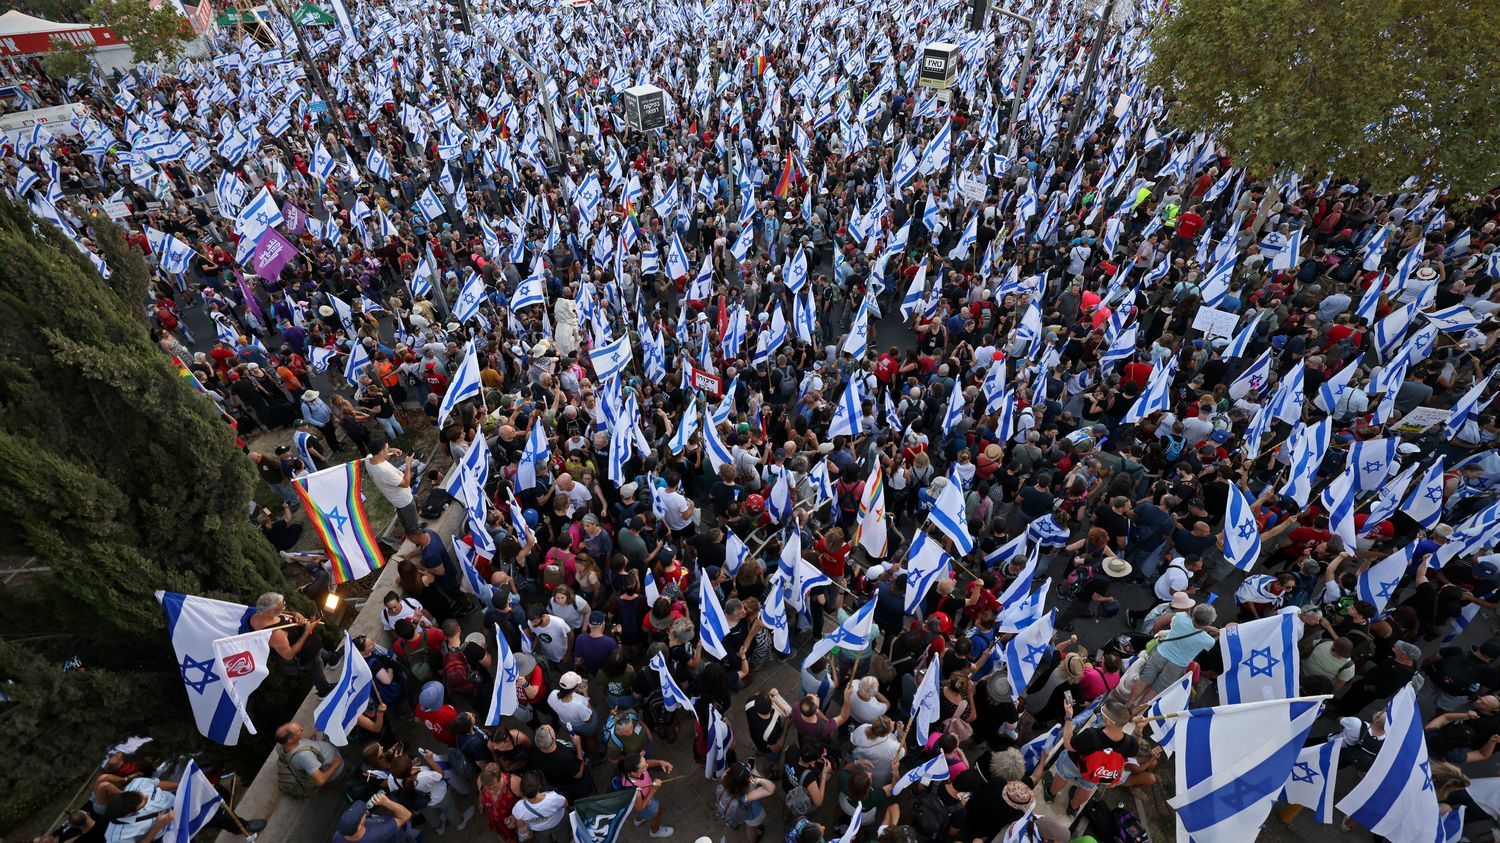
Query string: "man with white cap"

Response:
xmin=299 ymin=388 xmax=343 ymax=452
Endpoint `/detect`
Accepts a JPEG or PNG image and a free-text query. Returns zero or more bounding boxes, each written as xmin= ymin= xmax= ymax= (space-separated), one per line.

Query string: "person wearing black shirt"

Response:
xmin=1048 ymin=699 xmax=1141 ymax=816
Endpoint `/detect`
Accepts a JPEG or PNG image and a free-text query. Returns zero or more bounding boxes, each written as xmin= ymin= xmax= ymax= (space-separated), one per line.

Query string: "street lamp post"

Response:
xmin=971 ymin=3 xmax=1038 ymax=159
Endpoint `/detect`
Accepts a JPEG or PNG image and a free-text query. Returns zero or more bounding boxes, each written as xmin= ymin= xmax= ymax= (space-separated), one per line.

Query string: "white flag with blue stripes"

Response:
xmin=903 ymin=532 xmax=953 ymax=613
xmin=1336 ymin=686 xmax=1439 ymax=843
xmin=589 ymin=334 xmax=633 ymax=382
xmin=1168 ymin=695 xmax=1326 ymax=843
xmin=1222 ymin=482 xmax=1262 ymax=572
xmin=1218 ymin=608 xmax=1302 ymax=704
xmin=1003 ymin=608 xmax=1055 ymax=691
xmin=1357 ymin=542 xmax=1415 ymax=615
xmin=1124 ymin=356 xmax=1178 ymax=422
xmin=827 ymin=374 xmax=863 ymax=440
xmin=1148 ymin=673 xmax=1194 ymax=753
xmin=892 ymin=751 xmax=950 ymax=796
xmin=926 ymin=477 xmax=974 ymax=554
xmin=803 ymin=596 xmax=876 ymax=668
xmin=1279 ymin=738 xmax=1342 ymax=825
xmin=1399 ymin=457 xmax=1445 ymax=529
xmin=157 ymin=591 xmax=256 ymax=745
xmin=1349 ymin=437 xmax=1398 ymax=493
xmin=163 ymin=760 xmax=224 ymax=843
xmin=437 ymin=340 xmax=482 ymax=429
xmin=313 ymin=631 xmax=375 ymax=745
xmin=698 ymin=571 xmax=732 ymax=660
xmin=649 ymin=650 xmax=695 ymax=714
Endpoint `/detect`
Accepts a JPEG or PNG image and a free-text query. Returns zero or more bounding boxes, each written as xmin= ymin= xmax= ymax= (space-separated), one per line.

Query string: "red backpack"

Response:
xmin=441 ymin=646 xmax=478 ymax=698
xmin=1079 ymin=746 xmax=1129 ymax=785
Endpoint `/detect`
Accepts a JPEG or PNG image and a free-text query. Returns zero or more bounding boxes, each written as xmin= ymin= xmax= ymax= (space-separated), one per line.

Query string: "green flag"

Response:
xmin=568 ymin=787 xmax=637 ymax=843
xmin=293 ymin=3 xmax=337 ymax=25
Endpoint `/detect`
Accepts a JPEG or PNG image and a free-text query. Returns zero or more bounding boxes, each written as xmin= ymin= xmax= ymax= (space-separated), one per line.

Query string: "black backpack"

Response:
xmin=912 ymin=788 xmax=958 ymax=841
xmin=1432 ymin=654 xmax=1483 ymax=697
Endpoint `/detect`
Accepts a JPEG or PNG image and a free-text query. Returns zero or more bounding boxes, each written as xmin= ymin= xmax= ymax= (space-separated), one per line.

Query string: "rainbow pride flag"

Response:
xmin=294 ymin=461 xmax=386 ymax=584
xmin=773 ymin=151 xmax=795 ymax=198
xmin=173 ymin=355 xmax=208 ymax=395
xmin=753 ymin=55 xmax=771 ymax=76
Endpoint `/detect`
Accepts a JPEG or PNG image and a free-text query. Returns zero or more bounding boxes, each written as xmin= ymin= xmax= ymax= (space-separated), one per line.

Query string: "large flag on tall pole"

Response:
xmin=486 ymin=624 xmax=520 ymax=724
xmin=1336 ymin=686 xmax=1439 ymax=843
xmin=293 ymin=461 xmax=387 ymax=583
xmin=854 ymin=461 xmax=888 ymax=557
xmin=437 ymin=340 xmax=483 ymax=429
xmin=157 ymin=591 xmax=257 ymax=745
xmin=314 ymin=631 xmax=375 ymax=745
xmin=1167 ymin=695 xmax=1328 ymax=843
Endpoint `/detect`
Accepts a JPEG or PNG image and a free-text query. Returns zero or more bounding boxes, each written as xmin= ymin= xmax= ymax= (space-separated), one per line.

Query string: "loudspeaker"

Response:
xmin=968 ymin=0 xmax=988 ymax=30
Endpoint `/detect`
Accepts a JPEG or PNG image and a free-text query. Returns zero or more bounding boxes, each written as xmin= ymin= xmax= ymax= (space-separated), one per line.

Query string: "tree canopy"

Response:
xmin=0 ymin=199 xmax=288 ymax=831
xmin=85 ymin=0 xmax=194 ymax=64
xmin=1146 ymin=0 xmax=1499 ymax=196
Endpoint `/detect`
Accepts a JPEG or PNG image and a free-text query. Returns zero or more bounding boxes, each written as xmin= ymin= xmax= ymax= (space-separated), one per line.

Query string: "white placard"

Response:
xmin=1191 ymin=306 xmax=1239 ymax=339
xmin=1390 ymin=406 xmax=1450 ymax=434
xmin=958 ymin=173 xmax=988 ymax=203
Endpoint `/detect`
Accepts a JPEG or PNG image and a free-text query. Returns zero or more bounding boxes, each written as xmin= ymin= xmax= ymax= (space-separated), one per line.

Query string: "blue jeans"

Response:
xmin=378 ymin=415 xmax=404 ymax=439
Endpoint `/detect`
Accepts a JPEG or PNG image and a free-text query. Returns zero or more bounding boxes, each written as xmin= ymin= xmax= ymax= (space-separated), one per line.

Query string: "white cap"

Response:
xmin=866 ymin=564 xmax=887 ymax=580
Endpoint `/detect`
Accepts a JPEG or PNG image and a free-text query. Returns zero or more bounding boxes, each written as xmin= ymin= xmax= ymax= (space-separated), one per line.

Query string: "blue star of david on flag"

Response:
xmin=180 ymin=653 xmax=220 ymax=694
xmin=1237 ymin=522 xmax=1257 ymax=540
xmin=1245 ymin=647 xmax=1280 ymax=678
xmin=324 ymin=506 xmax=350 ymax=533
xmin=1376 ymin=578 xmax=1401 ymax=599
xmin=1024 ymin=643 xmax=1049 ymax=666
xmin=1364 ymin=461 xmax=1383 ymax=474
xmin=1290 ymin=761 xmax=1318 ymax=784
xmin=1425 ymin=487 xmax=1443 ymax=503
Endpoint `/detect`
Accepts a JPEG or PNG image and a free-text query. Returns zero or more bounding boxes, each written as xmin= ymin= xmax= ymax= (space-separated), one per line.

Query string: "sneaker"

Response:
xmin=649 ymin=826 xmax=675 ymax=838
xmin=457 ymin=807 xmax=475 ymax=831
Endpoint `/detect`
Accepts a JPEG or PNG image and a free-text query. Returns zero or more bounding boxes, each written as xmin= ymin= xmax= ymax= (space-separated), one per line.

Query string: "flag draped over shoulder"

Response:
xmin=293 ymin=461 xmax=386 ymax=583
xmin=157 ymin=591 xmax=257 ymax=745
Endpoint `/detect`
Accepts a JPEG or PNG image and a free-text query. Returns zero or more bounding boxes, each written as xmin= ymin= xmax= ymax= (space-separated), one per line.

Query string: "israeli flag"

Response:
xmin=1321 ymin=464 xmax=1360 ymax=550
xmin=1282 ymin=418 xmax=1332 ymax=508
xmin=1124 ymin=356 xmax=1178 ymax=422
xmin=516 ymin=421 xmax=550 ymax=491
xmin=927 ymin=478 xmax=974 ymax=554
xmin=1148 ymin=673 xmax=1194 ymax=753
xmin=1222 ymin=483 xmax=1262 ymax=572
xmin=234 ymin=187 xmax=284 ymax=242
xmin=1336 ymin=687 xmax=1439 ymax=843
xmin=510 ymin=273 xmax=545 ymax=312
xmin=1357 ymin=542 xmax=1416 ymax=614
xmin=309 ymin=346 xmax=338 ymax=374
xmin=416 ymin=186 xmax=447 ymax=223
xmin=1003 ymin=609 xmax=1055 ymax=691
xmin=1349 ymin=437 xmax=1398 ymax=492
xmin=786 ymin=532 xmax=832 ymax=623
xmin=917 ymin=118 xmax=952 ymax=174
xmin=892 ymin=751 xmax=950 ymax=796
xmin=343 ymin=338 xmax=371 ymax=383
xmin=1269 ymin=225 xmax=1303 ymax=272
xmin=940 ymin=378 xmax=967 ymax=435
xmin=1444 ymin=373 xmax=1495 ymax=440
xmin=1361 ymin=225 xmax=1390 ymax=271
xmin=163 ymin=760 xmax=224 ymax=843
xmin=998 ymin=577 xmax=1051 ymax=634
xmin=1100 ymin=322 xmax=1138 ymax=372
xmin=1364 ymin=462 xmax=1419 ymax=534
xmin=1026 ymin=513 xmax=1071 ymax=548
xmin=437 ymin=341 xmax=482 ymax=429
xmin=1279 ymin=738 xmax=1342 ymax=825
xmin=1399 ymin=458 xmax=1445 ymax=529
xmin=842 ymin=296 xmax=872 ymax=358
xmin=1222 ymin=310 xmax=1263 ymax=361
xmin=702 ymin=409 xmax=735 ymax=473
xmin=703 ymin=706 xmax=734 ymax=780
xmin=724 ymin=527 xmax=750 ymax=576
xmin=590 ymin=334 xmax=633 ymax=381
xmin=669 ymin=400 xmax=700 ymax=456
xmin=1228 ymin=348 xmax=1272 ymax=401
xmin=766 ymin=470 xmax=793 ymax=524
xmin=910 ymin=661 xmax=942 ymax=740
xmin=990 ymin=532 xmax=1034 ymax=590
xmin=698 ymin=574 xmax=732 ymax=660
xmin=453 ymin=270 xmax=487 ymax=326
xmin=313 ymin=631 xmax=375 ymax=746
xmin=903 ymin=532 xmax=954 ymax=614
xmin=158 ymin=592 xmax=256 ymax=745
xmin=760 ymin=567 xmax=792 ymax=654
xmin=649 ymin=650 xmax=696 ymax=714
xmin=1423 ymin=304 xmax=1482 ymax=334
xmin=786 ymin=245 xmax=809 ymax=293
xmin=803 ymin=597 xmax=876 ymax=668
xmin=1169 ymin=695 xmax=1327 ymax=843
xmin=1219 ymin=609 xmax=1302 ymax=704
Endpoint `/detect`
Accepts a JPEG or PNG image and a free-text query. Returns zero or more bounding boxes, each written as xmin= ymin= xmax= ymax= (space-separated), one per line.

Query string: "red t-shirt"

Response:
xmin=417 ymin=703 xmax=459 ymax=745
xmin=816 ymin=537 xmax=851 ymax=578
xmin=1122 ymin=361 xmax=1154 ymax=390
xmin=1176 ymin=212 xmax=1204 ymax=240
xmin=875 ymin=354 xmax=899 ymax=383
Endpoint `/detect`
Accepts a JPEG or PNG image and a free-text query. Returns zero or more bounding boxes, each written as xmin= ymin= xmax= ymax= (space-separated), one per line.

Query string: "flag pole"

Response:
xmin=1136 ymin=694 xmax=1334 ymax=723
xmin=224 ymin=772 xmax=259 ymax=842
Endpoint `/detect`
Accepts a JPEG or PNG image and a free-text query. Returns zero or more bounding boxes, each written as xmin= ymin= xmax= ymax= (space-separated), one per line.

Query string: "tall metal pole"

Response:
xmin=500 ymin=43 xmax=564 ymax=165
xmin=1065 ymin=0 xmax=1118 ymax=151
xmin=975 ymin=5 xmax=1038 ymax=159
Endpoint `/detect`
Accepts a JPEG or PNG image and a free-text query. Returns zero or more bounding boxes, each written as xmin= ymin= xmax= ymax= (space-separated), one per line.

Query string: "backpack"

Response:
xmin=1432 ymin=655 xmax=1483 ymax=697
xmin=1116 ymin=807 xmax=1152 ymax=843
xmin=1078 ymin=746 xmax=1129 ymax=785
xmin=714 ymin=781 xmax=750 ymax=829
xmin=912 ymin=788 xmax=959 ymax=840
xmin=640 ymin=689 xmax=672 ymax=730
xmin=276 ymin=745 xmax=319 ymax=797
xmin=396 ymin=639 xmax=438 ymax=684
xmin=1163 ymin=435 xmax=1186 ymax=461
xmin=1062 ymin=563 xmax=1098 ymax=600
xmin=1343 ymin=629 xmax=1375 ymax=667
xmin=442 ymin=646 xmax=479 ymax=697
xmin=837 ymin=481 xmax=859 ymax=514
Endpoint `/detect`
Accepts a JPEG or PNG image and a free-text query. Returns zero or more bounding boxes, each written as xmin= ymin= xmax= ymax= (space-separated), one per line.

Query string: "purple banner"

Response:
xmin=281 ymin=199 xmax=308 ymax=237
xmin=235 ymin=270 xmax=267 ymax=326
xmin=252 ymin=227 xmax=300 ymax=283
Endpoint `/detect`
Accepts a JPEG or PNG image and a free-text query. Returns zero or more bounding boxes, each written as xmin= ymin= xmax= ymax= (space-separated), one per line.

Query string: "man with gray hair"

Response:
xmin=1127 ymin=603 xmax=1220 ymax=709
xmin=1333 ymin=639 xmax=1421 ymax=716
xmin=249 ymin=591 xmax=337 ymax=696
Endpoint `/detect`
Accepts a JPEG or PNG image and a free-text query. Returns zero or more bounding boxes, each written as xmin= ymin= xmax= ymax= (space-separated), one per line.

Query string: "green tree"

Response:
xmin=0 ymin=198 xmax=289 ymax=831
xmin=41 ymin=38 xmax=92 ymax=81
xmin=85 ymin=0 xmax=194 ymax=65
xmin=1146 ymin=0 xmax=1500 ymax=195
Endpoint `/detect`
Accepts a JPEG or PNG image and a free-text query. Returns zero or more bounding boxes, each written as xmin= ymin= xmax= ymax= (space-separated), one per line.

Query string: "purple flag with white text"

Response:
xmin=253 ymin=227 xmax=300 ymax=283
xmin=281 ymin=199 xmax=308 ymax=236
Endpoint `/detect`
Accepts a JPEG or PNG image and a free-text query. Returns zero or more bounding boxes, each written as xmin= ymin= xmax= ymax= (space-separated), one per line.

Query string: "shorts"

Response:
xmin=1051 ymin=750 xmax=1098 ymax=792
xmin=566 ymin=713 xmax=602 ymax=737
xmin=636 ymin=797 xmax=660 ymax=821
xmin=1138 ymin=650 xmax=1189 ymax=692
xmin=743 ymin=800 xmax=767 ymax=828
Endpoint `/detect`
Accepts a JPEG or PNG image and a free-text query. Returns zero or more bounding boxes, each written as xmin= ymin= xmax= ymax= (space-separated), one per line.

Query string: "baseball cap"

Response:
xmin=558 ymin=671 xmax=584 ymax=690
xmin=337 ymin=804 xmax=368 ymax=836
xmin=588 ymin=610 xmax=608 ymax=626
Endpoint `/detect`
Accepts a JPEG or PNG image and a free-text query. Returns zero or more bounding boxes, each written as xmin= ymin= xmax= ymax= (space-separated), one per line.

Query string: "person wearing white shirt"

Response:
xmin=407 ymin=749 xmax=475 ymax=834
xmin=102 ymin=778 xmax=176 ymax=843
xmin=1153 ymin=556 xmax=1194 ymax=602
xmin=513 ymin=773 xmax=570 ymax=843
xmin=658 ymin=473 xmax=695 ymax=535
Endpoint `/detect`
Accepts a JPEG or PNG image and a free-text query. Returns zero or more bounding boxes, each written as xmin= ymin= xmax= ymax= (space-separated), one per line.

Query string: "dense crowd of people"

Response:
xmin=10 ymin=0 xmax=1500 ymax=840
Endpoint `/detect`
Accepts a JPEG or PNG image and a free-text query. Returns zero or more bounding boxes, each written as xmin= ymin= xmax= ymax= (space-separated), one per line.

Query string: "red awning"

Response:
xmin=0 ymin=10 xmax=129 ymax=58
